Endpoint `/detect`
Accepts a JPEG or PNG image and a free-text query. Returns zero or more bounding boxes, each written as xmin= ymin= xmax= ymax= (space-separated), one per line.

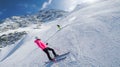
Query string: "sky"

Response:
xmin=0 ymin=0 xmax=99 ymax=21
xmin=0 ymin=0 xmax=47 ymax=21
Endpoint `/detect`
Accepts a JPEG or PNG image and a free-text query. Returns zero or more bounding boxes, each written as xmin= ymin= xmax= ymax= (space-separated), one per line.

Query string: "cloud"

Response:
xmin=41 ymin=0 xmax=52 ymax=10
xmin=58 ymin=0 xmax=78 ymax=11
xmin=45 ymin=0 xmax=82 ymax=11
xmin=40 ymin=0 xmax=99 ymax=11
xmin=82 ymin=0 xmax=99 ymax=3
xmin=40 ymin=0 xmax=78 ymax=11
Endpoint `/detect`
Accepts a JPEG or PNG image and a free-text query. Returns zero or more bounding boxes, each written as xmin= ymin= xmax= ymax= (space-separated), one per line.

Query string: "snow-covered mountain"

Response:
xmin=35 ymin=9 xmax=67 ymax=22
xmin=0 ymin=9 xmax=67 ymax=33
xmin=0 ymin=0 xmax=120 ymax=67
xmin=0 ymin=31 xmax=27 ymax=48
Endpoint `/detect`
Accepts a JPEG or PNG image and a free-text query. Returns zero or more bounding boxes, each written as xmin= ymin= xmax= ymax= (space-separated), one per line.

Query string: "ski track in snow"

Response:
xmin=0 ymin=35 xmax=28 ymax=62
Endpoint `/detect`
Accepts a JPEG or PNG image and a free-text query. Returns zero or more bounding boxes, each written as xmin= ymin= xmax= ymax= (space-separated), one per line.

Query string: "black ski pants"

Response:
xmin=43 ymin=47 xmax=57 ymax=60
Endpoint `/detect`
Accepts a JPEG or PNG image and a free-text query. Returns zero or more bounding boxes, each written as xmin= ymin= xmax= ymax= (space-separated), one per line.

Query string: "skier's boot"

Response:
xmin=55 ymin=54 xmax=59 ymax=57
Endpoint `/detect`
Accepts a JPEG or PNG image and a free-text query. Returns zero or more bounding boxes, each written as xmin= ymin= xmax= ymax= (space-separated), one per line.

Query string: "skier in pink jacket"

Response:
xmin=34 ymin=37 xmax=59 ymax=61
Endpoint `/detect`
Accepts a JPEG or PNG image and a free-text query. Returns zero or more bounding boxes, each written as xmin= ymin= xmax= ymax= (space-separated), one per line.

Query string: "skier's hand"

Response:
xmin=46 ymin=43 xmax=48 ymax=45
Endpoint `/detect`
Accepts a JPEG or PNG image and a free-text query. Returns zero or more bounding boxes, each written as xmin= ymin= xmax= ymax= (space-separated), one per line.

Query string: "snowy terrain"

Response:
xmin=0 ymin=0 xmax=120 ymax=67
xmin=0 ymin=9 xmax=66 ymax=33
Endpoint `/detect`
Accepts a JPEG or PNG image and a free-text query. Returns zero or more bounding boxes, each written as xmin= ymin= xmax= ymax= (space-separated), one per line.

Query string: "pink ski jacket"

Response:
xmin=34 ymin=39 xmax=47 ymax=50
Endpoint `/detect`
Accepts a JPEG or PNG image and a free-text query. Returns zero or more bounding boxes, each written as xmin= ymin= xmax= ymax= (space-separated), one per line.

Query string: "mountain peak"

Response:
xmin=0 ymin=9 xmax=68 ymax=33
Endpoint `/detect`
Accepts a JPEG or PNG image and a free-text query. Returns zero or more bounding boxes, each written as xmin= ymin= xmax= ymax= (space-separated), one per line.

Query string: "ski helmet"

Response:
xmin=35 ymin=36 xmax=39 ymax=39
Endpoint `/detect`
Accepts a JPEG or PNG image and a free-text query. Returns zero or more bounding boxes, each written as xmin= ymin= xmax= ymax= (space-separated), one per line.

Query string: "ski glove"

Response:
xmin=46 ymin=43 xmax=48 ymax=45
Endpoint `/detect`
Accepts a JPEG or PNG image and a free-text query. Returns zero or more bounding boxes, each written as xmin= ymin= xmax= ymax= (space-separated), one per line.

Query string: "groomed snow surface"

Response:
xmin=0 ymin=0 xmax=120 ymax=67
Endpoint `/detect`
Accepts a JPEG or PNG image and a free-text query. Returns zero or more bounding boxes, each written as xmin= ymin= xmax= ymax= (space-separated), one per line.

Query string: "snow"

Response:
xmin=0 ymin=0 xmax=120 ymax=67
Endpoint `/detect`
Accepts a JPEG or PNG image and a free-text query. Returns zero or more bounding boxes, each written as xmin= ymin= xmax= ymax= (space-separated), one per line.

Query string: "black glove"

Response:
xmin=46 ymin=43 xmax=48 ymax=45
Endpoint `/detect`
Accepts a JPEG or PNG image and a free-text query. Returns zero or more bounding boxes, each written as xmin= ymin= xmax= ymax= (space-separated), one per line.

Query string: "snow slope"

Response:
xmin=0 ymin=0 xmax=120 ymax=67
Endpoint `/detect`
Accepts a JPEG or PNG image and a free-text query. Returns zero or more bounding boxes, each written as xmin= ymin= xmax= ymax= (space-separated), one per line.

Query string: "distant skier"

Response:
xmin=57 ymin=24 xmax=61 ymax=30
xmin=34 ymin=37 xmax=59 ymax=61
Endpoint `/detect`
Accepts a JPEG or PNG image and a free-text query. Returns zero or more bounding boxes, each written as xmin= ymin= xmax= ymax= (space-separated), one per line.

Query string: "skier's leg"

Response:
xmin=47 ymin=47 xmax=59 ymax=57
xmin=43 ymin=48 xmax=53 ymax=60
